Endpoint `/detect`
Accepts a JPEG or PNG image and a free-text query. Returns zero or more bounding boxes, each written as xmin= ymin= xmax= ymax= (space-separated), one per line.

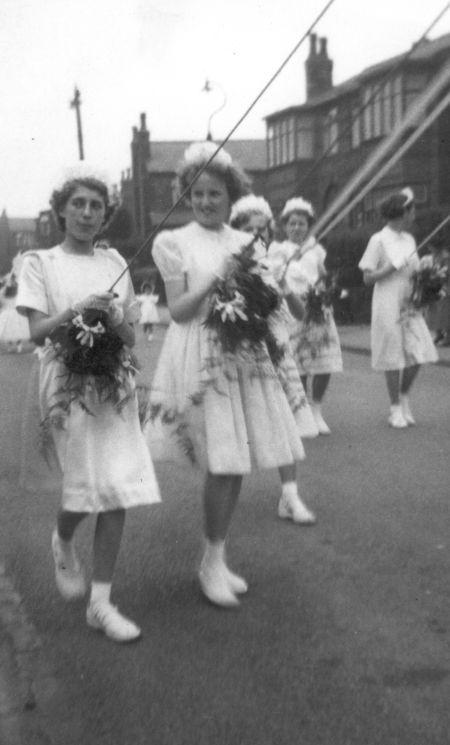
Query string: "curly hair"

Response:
xmin=177 ymin=160 xmax=251 ymax=205
xmin=50 ymin=177 xmax=115 ymax=232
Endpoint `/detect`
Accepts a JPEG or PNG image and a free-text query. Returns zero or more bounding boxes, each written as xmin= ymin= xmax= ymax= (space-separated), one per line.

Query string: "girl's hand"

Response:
xmin=108 ymin=303 xmax=125 ymax=327
xmin=72 ymin=293 xmax=115 ymax=315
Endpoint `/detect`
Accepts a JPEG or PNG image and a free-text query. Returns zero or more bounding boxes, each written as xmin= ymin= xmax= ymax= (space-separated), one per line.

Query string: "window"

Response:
xmin=296 ymin=115 xmax=314 ymax=158
xmin=280 ymin=119 xmax=288 ymax=164
xmin=287 ymin=117 xmax=295 ymax=161
xmin=351 ymin=106 xmax=361 ymax=148
xmin=361 ymin=75 xmax=403 ymax=141
xmin=323 ymin=107 xmax=338 ymax=155
xmin=404 ymin=72 xmax=428 ymax=126
xmin=267 ymin=125 xmax=275 ymax=167
xmin=267 ymin=117 xmax=299 ymax=166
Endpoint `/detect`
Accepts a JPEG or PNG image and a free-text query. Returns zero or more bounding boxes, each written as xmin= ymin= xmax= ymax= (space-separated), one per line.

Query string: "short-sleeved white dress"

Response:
xmin=146 ymin=221 xmax=310 ymax=474
xmin=16 ymin=245 xmax=161 ymax=512
xmin=0 ymin=294 xmax=30 ymax=342
xmin=137 ymin=293 xmax=160 ymax=325
xmin=268 ymin=238 xmax=343 ymax=375
xmin=358 ymin=226 xmax=438 ymax=371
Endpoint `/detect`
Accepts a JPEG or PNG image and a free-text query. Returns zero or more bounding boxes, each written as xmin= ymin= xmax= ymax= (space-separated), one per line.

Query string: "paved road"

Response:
xmin=1 ymin=327 xmax=450 ymax=745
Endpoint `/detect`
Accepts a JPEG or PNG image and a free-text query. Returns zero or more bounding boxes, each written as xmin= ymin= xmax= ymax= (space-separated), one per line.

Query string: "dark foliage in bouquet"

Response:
xmin=410 ymin=263 xmax=448 ymax=310
xmin=49 ymin=308 xmax=138 ymax=411
xmin=204 ymin=237 xmax=283 ymax=366
xmin=304 ymin=273 xmax=340 ymax=325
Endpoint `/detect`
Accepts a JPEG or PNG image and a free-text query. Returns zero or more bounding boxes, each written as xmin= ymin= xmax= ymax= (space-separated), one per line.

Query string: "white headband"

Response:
xmin=281 ymin=197 xmax=315 ymax=220
xmin=181 ymin=141 xmax=233 ymax=170
xmin=53 ymin=161 xmax=115 ymax=197
xmin=230 ymin=194 xmax=273 ymax=224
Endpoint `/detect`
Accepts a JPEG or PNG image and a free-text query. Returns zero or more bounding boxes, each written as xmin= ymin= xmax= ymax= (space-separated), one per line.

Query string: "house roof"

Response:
xmin=8 ymin=217 xmax=36 ymax=233
xmin=147 ymin=139 xmax=267 ymax=173
xmin=266 ymin=32 xmax=450 ymax=120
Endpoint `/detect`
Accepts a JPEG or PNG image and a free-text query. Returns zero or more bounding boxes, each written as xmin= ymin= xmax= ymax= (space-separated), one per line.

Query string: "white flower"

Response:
xmin=73 ymin=315 xmax=106 ymax=347
xmin=214 ymin=291 xmax=248 ymax=322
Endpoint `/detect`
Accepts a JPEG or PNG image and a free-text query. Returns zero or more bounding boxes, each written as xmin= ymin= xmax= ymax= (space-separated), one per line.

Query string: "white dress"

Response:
xmin=268 ymin=238 xmax=343 ymax=375
xmin=359 ymin=226 xmax=438 ymax=371
xmin=0 ymin=293 xmax=30 ymax=342
xmin=137 ymin=293 xmax=160 ymax=325
xmin=146 ymin=221 xmax=309 ymax=474
xmin=16 ymin=245 xmax=161 ymax=512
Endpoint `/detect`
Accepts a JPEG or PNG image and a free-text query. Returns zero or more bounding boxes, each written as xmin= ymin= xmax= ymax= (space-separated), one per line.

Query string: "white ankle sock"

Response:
xmin=90 ymin=581 xmax=111 ymax=605
xmin=202 ymin=540 xmax=225 ymax=570
xmin=281 ymin=481 xmax=298 ymax=500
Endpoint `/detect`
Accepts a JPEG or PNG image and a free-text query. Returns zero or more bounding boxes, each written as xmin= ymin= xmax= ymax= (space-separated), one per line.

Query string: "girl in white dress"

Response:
xmin=268 ymin=198 xmax=343 ymax=435
xmin=147 ymin=143 xmax=310 ymax=607
xmin=17 ymin=169 xmax=160 ymax=642
xmin=136 ymin=283 xmax=160 ymax=340
xmin=0 ymin=272 xmax=30 ymax=352
xmin=358 ymin=188 xmax=437 ymax=428
xmin=230 ymin=194 xmax=317 ymax=524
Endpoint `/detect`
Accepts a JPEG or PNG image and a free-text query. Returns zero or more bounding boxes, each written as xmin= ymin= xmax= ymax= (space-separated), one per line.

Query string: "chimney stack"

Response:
xmin=305 ymin=34 xmax=333 ymax=100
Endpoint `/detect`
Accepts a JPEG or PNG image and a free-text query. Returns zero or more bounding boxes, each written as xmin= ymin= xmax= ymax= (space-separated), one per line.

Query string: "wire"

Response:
xmin=417 ymin=213 xmax=450 ymax=253
xmin=317 ymin=89 xmax=450 ymax=240
xmin=311 ymin=61 xmax=450 ymax=239
xmin=294 ymin=2 xmax=449 ymax=194
xmin=109 ymin=0 xmax=337 ymax=291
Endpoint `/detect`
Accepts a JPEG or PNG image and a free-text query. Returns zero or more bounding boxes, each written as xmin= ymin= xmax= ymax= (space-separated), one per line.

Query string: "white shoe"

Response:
xmin=388 ymin=405 xmax=408 ymax=429
xmin=86 ymin=601 xmax=142 ymax=642
xmin=311 ymin=404 xmax=331 ymax=435
xmin=223 ymin=566 xmax=248 ymax=595
xmin=199 ymin=564 xmax=240 ymax=607
xmin=278 ymin=494 xmax=316 ymax=525
xmin=51 ymin=529 xmax=86 ymax=601
xmin=400 ymin=395 xmax=416 ymax=425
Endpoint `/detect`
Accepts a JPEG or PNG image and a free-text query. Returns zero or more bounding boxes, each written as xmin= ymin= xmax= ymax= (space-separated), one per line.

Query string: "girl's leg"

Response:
xmin=278 ymin=464 xmax=316 ymax=525
xmin=384 ymin=370 xmax=401 ymax=404
xmin=203 ymin=473 xmax=241 ymax=541
xmin=92 ymin=509 xmax=126 ymax=583
xmin=200 ymin=473 xmax=245 ymax=606
xmin=312 ymin=373 xmax=331 ymax=402
xmin=400 ymin=364 xmax=420 ymax=395
xmin=385 ymin=370 xmax=407 ymax=428
xmin=300 ymin=375 xmax=308 ymax=394
xmin=87 ymin=510 xmax=141 ymax=643
xmin=311 ymin=374 xmax=332 ymax=435
xmin=51 ymin=509 xmax=88 ymax=600
xmin=399 ymin=364 xmax=420 ymax=425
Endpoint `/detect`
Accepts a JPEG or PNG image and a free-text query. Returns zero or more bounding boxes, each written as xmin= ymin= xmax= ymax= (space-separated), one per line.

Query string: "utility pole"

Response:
xmin=70 ymin=86 xmax=85 ymax=160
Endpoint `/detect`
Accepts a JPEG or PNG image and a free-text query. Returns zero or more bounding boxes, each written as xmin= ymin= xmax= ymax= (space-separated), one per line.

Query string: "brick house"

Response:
xmin=120 ymin=113 xmax=267 ymax=242
xmin=263 ymin=32 xmax=450 ymax=230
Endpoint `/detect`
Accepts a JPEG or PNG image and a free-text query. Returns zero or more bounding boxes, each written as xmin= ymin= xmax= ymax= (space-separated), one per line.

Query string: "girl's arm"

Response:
xmin=165 ymin=273 xmax=218 ymax=323
xmin=362 ymin=261 xmax=397 ymax=286
xmin=27 ymin=308 xmax=78 ymax=345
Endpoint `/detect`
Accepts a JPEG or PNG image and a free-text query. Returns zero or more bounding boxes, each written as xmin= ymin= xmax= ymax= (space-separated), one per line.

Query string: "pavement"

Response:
xmin=1 ymin=314 xmax=449 ymax=744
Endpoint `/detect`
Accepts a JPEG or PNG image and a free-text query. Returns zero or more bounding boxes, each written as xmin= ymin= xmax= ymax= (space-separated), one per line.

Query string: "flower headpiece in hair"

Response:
xmin=281 ymin=197 xmax=315 ymax=220
xmin=182 ymin=141 xmax=233 ymax=170
xmin=230 ymin=194 xmax=273 ymax=225
xmin=401 ymin=187 xmax=414 ymax=206
xmin=54 ymin=161 xmax=115 ymax=199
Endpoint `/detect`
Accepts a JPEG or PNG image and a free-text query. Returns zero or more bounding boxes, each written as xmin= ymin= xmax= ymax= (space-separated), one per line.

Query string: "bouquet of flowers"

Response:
xmin=204 ymin=238 xmax=283 ymax=366
xmin=410 ymin=260 xmax=448 ymax=310
xmin=304 ymin=274 xmax=339 ymax=325
xmin=48 ymin=308 xmax=138 ymax=411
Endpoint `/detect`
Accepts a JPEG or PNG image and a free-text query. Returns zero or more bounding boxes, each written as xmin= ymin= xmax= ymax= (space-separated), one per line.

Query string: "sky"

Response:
xmin=0 ymin=0 xmax=449 ymax=216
